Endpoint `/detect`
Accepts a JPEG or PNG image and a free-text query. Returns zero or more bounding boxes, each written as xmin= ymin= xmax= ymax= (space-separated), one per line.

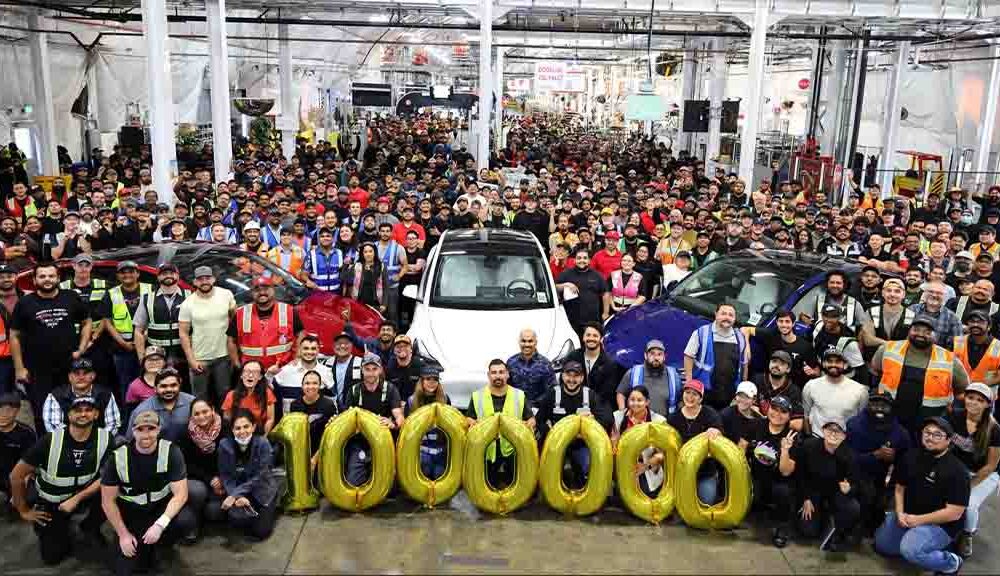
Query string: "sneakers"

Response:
xmin=772 ymin=526 xmax=789 ymax=548
xmin=955 ymin=531 xmax=972 ymax=559
xmin=934 ymin=552 xmax=963 ymax=575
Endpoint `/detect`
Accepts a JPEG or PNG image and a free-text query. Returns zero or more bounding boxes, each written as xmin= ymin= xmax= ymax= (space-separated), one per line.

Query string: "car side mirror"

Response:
xmin=665 ymin=280 xmax=678 ymax=292
xmin=402 ymin=284 xmax=420 ymax=301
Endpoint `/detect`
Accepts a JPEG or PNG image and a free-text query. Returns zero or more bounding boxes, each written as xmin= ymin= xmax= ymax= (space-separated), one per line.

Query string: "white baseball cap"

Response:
xmin=243 ymin=220 xmax=261 ymax=232
xmin=736 ymin=381 xmax=758 ymax=398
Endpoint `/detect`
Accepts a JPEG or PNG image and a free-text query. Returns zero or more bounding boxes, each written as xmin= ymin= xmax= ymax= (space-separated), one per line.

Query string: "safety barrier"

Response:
xmin=276 ymin=408 xmax=752 ymax=526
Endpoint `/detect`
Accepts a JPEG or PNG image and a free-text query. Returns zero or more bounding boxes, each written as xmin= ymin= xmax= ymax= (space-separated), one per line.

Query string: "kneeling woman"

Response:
xmin=611 ymin=385 xmax=666 ymax=496
xmin=181 ymin=398 xmax=225 ymax=540
xmin=217 ymin=410 xmax=280 ymax=541
xmin=948 ymin=382 xmax=1000 ymax=558
xmin=666 ymin=379 xmax=724 ymax=505
xmin=404 ymin=365 xmax=451 ymax=480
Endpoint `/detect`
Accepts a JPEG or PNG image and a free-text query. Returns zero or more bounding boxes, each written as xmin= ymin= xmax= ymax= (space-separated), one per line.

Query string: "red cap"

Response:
xmin=683 ymin=379 xmax=705 ymax=396
xmin=252 ymin=276 xmax=274 ymax=288
xmin=605 ymin=231 xmax=621 ymax=240
xmin=377 ymin=196 xmax=391 ymax=204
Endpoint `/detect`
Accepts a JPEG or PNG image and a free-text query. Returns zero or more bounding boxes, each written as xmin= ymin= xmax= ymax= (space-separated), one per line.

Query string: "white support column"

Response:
xmin=679 ymin=39 xmax=699 ymax=154
xmin=493 ymin=48 xmax=504 ymax=149
xmin=738 ymin=0 xmax=769 ymax=184
xmin=206 ymin=0 xmax=233 ymax=182
xmin=278 ymin=22 xmax=296 ymax=159
xmin=879 ymin=42 xmax=909 ymax=196
xmin=818 ymin=41 xmax=846 ymax=158
xmin=477 ymin=0 xmax=493 ymax=171
xmin=706 ymin=38 xmax=726 ymax=167
xmin=28 ymin=10 xmax=58 ymax=176
xmin=975 ymin=42 xmax=1000 ymax=191
xmin=141 ymin=0 xmax=178 ymax=205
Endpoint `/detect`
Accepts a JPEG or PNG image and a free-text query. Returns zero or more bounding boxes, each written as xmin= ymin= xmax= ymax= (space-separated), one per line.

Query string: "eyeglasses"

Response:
xmin=922 ymin=429 xmax=949 ymax=441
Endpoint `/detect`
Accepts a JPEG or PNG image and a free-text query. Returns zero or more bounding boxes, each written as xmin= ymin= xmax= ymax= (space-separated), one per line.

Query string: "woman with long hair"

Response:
xmin=221 ymin=360 xmax=276 ymax=434
xmin=216 ymin=410 xmax=280 ymax=541
xmin=611 ymin=385 xmax=667 ymax=497
xmin=947 ymin=383 xmax=1000 ymax=558
xmin=180 ymin=398 xmax=224 ymax=541
xmin=795 ymin=228 xmax=814 ymax=252
xmin=342 ymin=242 xmax=387 ymax=313
xmin=405 ymin=365 xmax=451 ymax=480
xmin=335 ymin=223 xmax=359 ymax=264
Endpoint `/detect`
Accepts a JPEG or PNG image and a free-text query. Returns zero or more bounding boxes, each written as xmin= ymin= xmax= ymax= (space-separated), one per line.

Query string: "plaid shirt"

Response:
xmin=907 ymin=303 xmax=964 ymax=346
xmin=42 ymin=391 xmax=121 ymax=437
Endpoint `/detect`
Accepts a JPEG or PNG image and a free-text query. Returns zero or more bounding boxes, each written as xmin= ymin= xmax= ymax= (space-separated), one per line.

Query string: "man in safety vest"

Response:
xmin=42 ymin=357 xmax=121 ymax=437
xmin=60 ymin=254 xmax=111 ymax=382
xmin=0 ymin=263 xmax=19 ymax=394
xmin=101 ymin=410 xmax=195 ymax=575
xmin=265 ymin=225 xmax=306 ymax=280
xmin=813 ymin=304 xmax=867 ymax=384
xmin=683 ymin=302 xmax=750 ymax=410
xmin=466 ymin=358 xmax=536 ymax=489
xmin=239 ymin=220 xmax=269 ymax=258
xmin=861 ymin=278 xmax=914 ymax=357
xmin=869 ymin=315 xmax=970 ymax=437
xmin=227 ymin=276 xmax=303 ymax=376
xmin=799 ymin=270 xmax=869 ymax=332
xmin=100 ymin=261 xmax=152 ymax=400
xmin=302 ymin=226 xmax=344 ymax=292
xmin=9 ymin=395 xmax=111 ymax=565
xmin=376 ymin=221 xmax=409 ymax=323
xmin=951 ymin=310 xmax=1000 ymax=400
xmin=133 ymin=263 xmax=190 ymax=384
xmin=615 ymin=339 xmax=683 ymax=416
xmin=343 ymin=353 xmax=404 ymax=486
xmin=946 ymin=279 xmax=999 ymax=324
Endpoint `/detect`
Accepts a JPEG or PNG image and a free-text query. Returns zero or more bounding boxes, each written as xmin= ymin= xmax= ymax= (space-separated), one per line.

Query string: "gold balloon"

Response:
xmin=267 ymin=413 xmax=321 ymax=512
xmin=674 ymin=433 xmax=753 ymax=530
xmin=462 ymin=414 xmax=539 ymax=515
xmin=395 ymin=403 xmax=467 ymax=507
xmin=614 ymin=421 xmax=683 ymax=524
xmin=538 ymin=415 xmax=613 ymax=516
xmin=317 ymin=407 xmax=396 ymax=512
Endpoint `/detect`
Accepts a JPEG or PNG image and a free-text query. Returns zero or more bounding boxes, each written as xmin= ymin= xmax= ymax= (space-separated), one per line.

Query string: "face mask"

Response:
xmin=235 ymin=434 xmax=253 ymax=447
xmin=962 ymin=214 xmax=975 ymax=225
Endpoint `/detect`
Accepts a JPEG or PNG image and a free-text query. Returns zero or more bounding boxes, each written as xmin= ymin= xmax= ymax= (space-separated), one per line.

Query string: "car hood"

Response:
xmin=603 ymin=299 xmax=711 ymax=369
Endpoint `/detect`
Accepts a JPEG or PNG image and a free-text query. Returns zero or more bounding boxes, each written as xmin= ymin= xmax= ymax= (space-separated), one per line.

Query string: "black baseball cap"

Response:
xmin=562 ymin=360 xmax=584 ymax=374
xmin=922 ymin=416 xmax=954 ymax=437
xmin=71 ymin=358 xmax=95 ymax=372
xmin=769 ymin=395 xmax=793 ymax=412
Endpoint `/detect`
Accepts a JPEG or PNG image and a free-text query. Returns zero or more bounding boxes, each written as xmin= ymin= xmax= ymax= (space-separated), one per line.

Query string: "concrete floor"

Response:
xmin=1 ymin=491 xmax=997 ymax=575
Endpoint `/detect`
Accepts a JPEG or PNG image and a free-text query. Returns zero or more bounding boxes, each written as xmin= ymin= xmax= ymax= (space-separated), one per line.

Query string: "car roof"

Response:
xmin=726 ymin=249 xmax=867 ymax=275
xmin=440 ymin=229 xmax=541 ymax=252
xmin=88 ymin=241 xmax=240 ymax=261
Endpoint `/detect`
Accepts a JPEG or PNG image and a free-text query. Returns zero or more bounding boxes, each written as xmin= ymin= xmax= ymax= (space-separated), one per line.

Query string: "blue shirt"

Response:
xmin=506 ymin=353 xmax=555 ymax=402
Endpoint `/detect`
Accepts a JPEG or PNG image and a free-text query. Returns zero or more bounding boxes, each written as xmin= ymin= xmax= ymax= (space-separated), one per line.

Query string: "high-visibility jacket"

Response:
xmin=954 ymin=296 xmax=1000 ymax=322
xmin=816 ymin=292 xmax=859 ymax=328
xmin=0 ymin=307 xmax=10 ymax=358
xmin=108 ymin=284 xmax=153 ymax=340
xmin=970 ymin=242 xmax=1000 ymax=261
xmin=308 ymin=247 xmax=344 ymax=292
xmin=141 ymin=289 xmax=190 ymax=348
xmin=879 ymin=340 xmax=954 ymax=410
xmin=471 ymin=386 xmax=525 ymax=462
xmin=5 ymin=196 xmax=37 ymax=221
xmin=869 ymin=306 xmax=915 ymax=342
xmin=35 ymin=428 xmax=109 ymax=504
xmin=113 ymin=440 xmax=173 ymax=507
xmin=610 ymin=270 xmax=643 ymax=306
xmin=235 ymin=302 xmax=296 ymax=370
xmin=377 ymin=240 xmax=402 ymax=287
xmin=61 ymin=278 xmax=107 ymax=335
xmin=267 ymin=245 xmax=305 ymax=278
xmin=953 ymin=335 xmax=1000 ymax=384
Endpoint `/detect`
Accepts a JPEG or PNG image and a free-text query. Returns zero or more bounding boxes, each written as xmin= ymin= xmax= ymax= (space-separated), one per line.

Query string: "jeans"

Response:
xmin=965 ymin=471 xmax=1000 ymax=533
xmin=31 ymin=495 xmax=105 ymax=565
xmin=113 ymin=350 xmax=141 ymax=402
xmin=698 ymin=473 xmax=721 ymax=505
xmin=190 ymin=357 xmax=232 ymax=407
xmin=875 ymin=513 xmax=961 ymax=573
xmin=345 ymin=436 xmax=372 ymax=487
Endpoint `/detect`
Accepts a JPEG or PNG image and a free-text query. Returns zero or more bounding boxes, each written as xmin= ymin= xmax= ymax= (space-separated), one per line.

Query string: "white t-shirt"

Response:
xmin=178 ymin=288 xmax=236 ymax=361
xmin=273 ymin=360 xmax=336 ymax=414
xmin=801 ymin=375 xmax=868 ymax=434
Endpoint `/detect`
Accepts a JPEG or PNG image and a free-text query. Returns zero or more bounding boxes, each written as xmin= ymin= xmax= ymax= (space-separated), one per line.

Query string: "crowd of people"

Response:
xmin=0 ymin=112 xmax=998 ymax=575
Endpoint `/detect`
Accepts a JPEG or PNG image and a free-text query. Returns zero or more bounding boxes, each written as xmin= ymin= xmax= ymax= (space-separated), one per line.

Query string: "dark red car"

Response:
xmin=15 ymin=242 xmax=382 ymax=355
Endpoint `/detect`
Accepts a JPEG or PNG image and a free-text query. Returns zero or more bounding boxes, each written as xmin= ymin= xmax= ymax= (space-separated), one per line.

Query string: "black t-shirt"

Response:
xmin=400 ymin=248 xmax=426 ymax=287
xmin=666 ymin=405 xmax=723 ymax=443
xmin=226 ymin=305 xmax=304 ymax=338
xmin=720 ymin=406 xmax=760 ymax=444
xmin=24 ymin=428 xmax=107 ymax=483
xmin=100 ymin=442 xmax=186 ymax=508
xmin=756 ymin=328 xmax=817 ymax=388
xmin=0 ymin=422 xmax=36 ymax=487
xmin=347 ymin=381 xmax=402 ymax=418
xmin=449 ymin=212 xmax=478 ymax=230
xmin=754 ymin=374 xmax=804 ymax=419
xmin=290 ymin=396 xmax=339 ymax=453
xmin=789 ymin=436 xmax=856 ymax=503
xmin=892 ymin=449 xmax=971 ymax=537
xmin=745 ymin=419 xmax=792 ymax=475
xmin=12 ymin=290 xmax=88 ymax=372
xmin=512 ymin=210 xmax=550 ymax=247
xmin=385 ymin=359 xmax=422 ymax=400
xmin=557 ymin=267 xmax=607 ymax=326
xmin=947 ymin=414 xmax=1000 ymax=473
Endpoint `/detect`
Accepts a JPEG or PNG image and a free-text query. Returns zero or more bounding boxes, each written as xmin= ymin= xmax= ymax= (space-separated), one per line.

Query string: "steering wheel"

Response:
xmin=506 ymin=279 xmax=536 ymax=298
xmin=759 ymin=303 xmax=777 ymax=319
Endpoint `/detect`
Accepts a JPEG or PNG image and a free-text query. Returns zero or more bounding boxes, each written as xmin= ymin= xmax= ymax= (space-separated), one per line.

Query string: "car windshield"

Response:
xmin=667 ymin=258 xmax=812 ymax=326
xmin=430 ymin=249 xmax=553 ymax=310
xmin=176 ymin=247 xmax=310 ymax=306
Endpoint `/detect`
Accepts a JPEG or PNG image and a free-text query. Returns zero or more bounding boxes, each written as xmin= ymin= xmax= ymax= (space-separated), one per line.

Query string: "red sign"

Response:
xmin=798 ymin=78 xmax=810 ymax=90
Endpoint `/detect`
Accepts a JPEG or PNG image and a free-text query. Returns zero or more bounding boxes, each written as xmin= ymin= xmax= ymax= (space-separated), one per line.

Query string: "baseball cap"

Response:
xmin=252 ymin=276 xmax=274 ymax=288
xmin=0 ymin=392 xmax=21 ymax=407
xmin=362 ymin=353 xmax=382 ymax=367
xmin=770 ymin=350 xmax=793 ymax=366
xmin=822 ymin=346 xmax=846 ymax=360
xmin=244 ymin=220 xmax=261 ymax=232
xmin=71 ymin=357 xmax=95 ymax=372
xmin=333 ymin=332 xmax=352 ymax=343
xmin=955 ymin=250 xmax=974 ymax=260
xmin=562 ymin=360 xmax=584 ymax=374
xmin=194 ymin=265 xmax=214 ymax=278
xmin=132 ymin=410 xmax=160 ymax=430
xmin=821 ymin=303 xmax=842 ymax=317
xmin=821 ymin=417 xmax=847 ymax=432
xmin=769 ymin=395 xmax=793 ymax=413
xmin=69 ymin=395 xmax=98 ymax=410
xmin=419 ymin=364 xmax=442 ymax=378
xmin=683 ymin=379 xmax=705 ymax=396
xmin=605 ymin=231 xmax=621 ymax=240
xmin=922 ymin=416 xmax=954 ymax=437
xmin=116 ymin=260 xmax=138 ymax=272
xmin=393 ymin=334 xmax=412 ymax=348
xmin=868 ymin=390 xmax=894 ymax=404
xmin=645 ymin=339 xmax=665 ymax=352
xmin=966 ymin=310 xmax=990 ymax=323
xmin=144 ymin=345 xmax=166 ymax=361
xmin=157 ymin=262 xmax=178 ymax=274
xmin=911 ymin=314 xmax=936 ymax=329
xmin=736 ymin=381 xmax=758 ymax=398
xmin=0 ymin=264 xmax=16 ymax=275
xmin=73 ymin=253 xmax=94 ymax=265
xmin=965 ymin=382 xmax=995 ymax=402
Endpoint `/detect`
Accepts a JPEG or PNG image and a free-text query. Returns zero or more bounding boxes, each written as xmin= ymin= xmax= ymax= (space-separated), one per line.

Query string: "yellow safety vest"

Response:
xmin=472 ymin=386 xmax=525 ymax=462
xmin=114 ymin=440 xmax=172 ymax=506
xmin=35 ymin=428 xmax=109 ymax=504
xmin=108 ymin=283 xmax=152 ymax=340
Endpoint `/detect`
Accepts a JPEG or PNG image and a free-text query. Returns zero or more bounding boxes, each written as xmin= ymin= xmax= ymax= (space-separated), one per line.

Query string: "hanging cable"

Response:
xmin=646 ymin=0 xmax=655 ymax=79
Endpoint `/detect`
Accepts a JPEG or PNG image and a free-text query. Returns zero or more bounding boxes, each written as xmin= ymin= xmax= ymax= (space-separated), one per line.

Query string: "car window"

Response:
xmin=430 ymin=250 xmax=552 ymax=310
xmin=174 ymin=248 xmax=308 ymax=306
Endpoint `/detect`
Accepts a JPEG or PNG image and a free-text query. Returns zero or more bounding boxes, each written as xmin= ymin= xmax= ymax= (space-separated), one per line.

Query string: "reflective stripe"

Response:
xmin=109 ymin=284 xmax=152 ymax=340
xmin=309 ymin=248 xmax=343 ymax=291
xmin=241 ymin=304 xmax=253 ymax=334
xmin=36 ymin=428 xmax=109 ymax=503
xmin=115 ymin=440 xmax=173 ymax=505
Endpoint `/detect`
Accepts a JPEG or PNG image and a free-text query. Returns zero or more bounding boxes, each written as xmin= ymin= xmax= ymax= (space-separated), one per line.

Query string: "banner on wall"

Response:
xmin=534 ymin=62 xmax=587 ymax=93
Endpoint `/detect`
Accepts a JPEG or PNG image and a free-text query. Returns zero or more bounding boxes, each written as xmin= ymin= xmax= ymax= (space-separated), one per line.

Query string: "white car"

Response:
xmin=403 ymin=229 xmax=579 ymax=407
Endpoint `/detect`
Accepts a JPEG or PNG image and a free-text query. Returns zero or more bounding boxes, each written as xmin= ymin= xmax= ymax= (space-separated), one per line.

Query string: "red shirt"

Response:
xmin=222 ymin=387 xmax=276 ymax=429
xmin=590 ymin=248 xmax=623 ymax=280
xmin=549 ymin=257 xmax=576 ymax=280
xmin=640 ymin=211 xmax=661 ymax=235
xmin=348 ymin=187 xmax=371 ymax=210
xmin=392 ymin=221 xmax=426 ymax=244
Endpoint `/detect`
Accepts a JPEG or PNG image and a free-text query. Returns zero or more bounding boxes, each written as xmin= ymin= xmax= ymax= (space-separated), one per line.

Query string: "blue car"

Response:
xmin=603 ymin=250 xmax=867 ymax=372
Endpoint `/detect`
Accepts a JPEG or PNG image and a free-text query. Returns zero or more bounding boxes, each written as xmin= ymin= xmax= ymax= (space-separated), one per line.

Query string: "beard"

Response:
xmin=909 ymin=336 xmax=932 ymax=349
xmin=823 ymin=366 xmax=843 ymax=378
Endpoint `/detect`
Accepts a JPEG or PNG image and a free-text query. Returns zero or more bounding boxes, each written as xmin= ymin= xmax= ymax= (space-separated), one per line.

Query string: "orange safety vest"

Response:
xmin=953 ymin=335 xmax=1000 ymax=384
xmin=266 ymin=245 xmax=305 ymax=277
xmin=241 ymin=242 xmax=269 ymax=259
xmin=879 ymin=340 xmax=954 ymax=410
xmin=236 ymin=302 xmax=296 ymax=370
xmin=0 ymin=313 xmax=10 ymax=358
